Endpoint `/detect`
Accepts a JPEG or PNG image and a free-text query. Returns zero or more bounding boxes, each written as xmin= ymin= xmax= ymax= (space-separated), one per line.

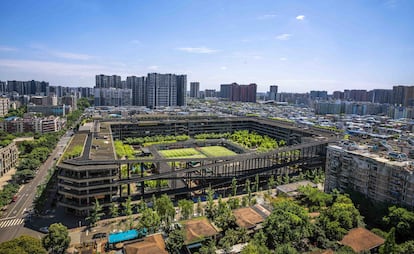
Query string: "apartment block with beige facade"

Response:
xmin=0 ymin=98 xmax=10 ymax=117
xmin=0 ymin=141 xmax=18 ymax=177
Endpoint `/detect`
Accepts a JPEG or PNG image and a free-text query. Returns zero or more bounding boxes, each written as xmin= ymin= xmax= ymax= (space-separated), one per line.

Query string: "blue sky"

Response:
xmin=0 ymin=0 xmax=413 ymax=93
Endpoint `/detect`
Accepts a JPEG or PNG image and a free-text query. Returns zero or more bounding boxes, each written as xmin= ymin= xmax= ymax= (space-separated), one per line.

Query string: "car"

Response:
xmin=11 ymin=196 xmax=18 ymax=202
xmin=39 ymin=227 xmax=49 ymax=233
xmin=92 ymin=233 xmax=107 ymax=239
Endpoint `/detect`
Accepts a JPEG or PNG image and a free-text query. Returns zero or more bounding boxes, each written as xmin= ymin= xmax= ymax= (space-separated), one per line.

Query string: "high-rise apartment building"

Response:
xmin=220 ymin=83 xmax=257 ymax=103
xmin=371 ymin=89 xmax=393 ymax=104
xmin=0 ymin=81 xmax=6 ymax=94
xmin=94 ymin=88 xmax=132 ymax=106
xmin=6 ymin=80 xmax=49 ymax=96
xmin=392 ymin=85 xmax=414 ymax=107
xmin=310 ymin=90 xmax=328 ymax=100
xmin=127 ymin=76 xmax=146 ymax=106
xmin=95 ymin=74 xmax=122 ymax=88
xmin=146 ymin=73 xmax=186 ymax=108
xmin=190 ymin=82 xmax=200 ymax=98
xmin=268 ymin=85 xmax=278 ymax=101
xmin=176 ymin=75 xmax=187 ymax=106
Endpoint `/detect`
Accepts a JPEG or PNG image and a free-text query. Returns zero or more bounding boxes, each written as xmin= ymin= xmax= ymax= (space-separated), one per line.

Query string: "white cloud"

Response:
xmin=148 ymin=65 xmax=159 ymax=70
xmin=220 ymin=66 xmax=227 ymax=70
xmin=276 ymin=33 xmax=292 ymax=40
xmin=257 ymin=14 xmax=277 ymax=20
xmin=177 ymin=47 xmax=218 ymax=54
xmin=296 ymin=15 xmax=305 ymax=20
xmin=279 ymin=57 xmax=287 ymax=61
xmin=0 ymin=46 xmax=18 ymax=52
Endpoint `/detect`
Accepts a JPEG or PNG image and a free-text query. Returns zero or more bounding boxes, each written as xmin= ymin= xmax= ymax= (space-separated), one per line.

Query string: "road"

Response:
xmin=0 ymin=131 xmax=73 ymax=243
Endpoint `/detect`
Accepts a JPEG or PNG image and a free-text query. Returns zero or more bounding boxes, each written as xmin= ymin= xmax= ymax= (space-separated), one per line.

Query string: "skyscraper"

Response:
xmin=393 ymin=85 xmax=414 ymax=107
xmin=127 ymin=76 xmax=146 ymax=106
xmin=190 ymin=82 xmax=200 ymax=98
xmin=220 ymin=83 xmax=257 ymax=102
xmin=95 ymin=74 xmax=121 ymax=88
xmin=268 ymin=85 xmax=278 ymax=101
xmin=176 ymin=75 xmax=187 ymax=106
xmin=146 ymin=73 xmax=186 ymax=108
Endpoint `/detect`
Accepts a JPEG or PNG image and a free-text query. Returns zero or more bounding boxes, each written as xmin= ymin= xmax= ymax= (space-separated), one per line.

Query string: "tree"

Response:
xmin=383 ymin=206 xmax=414 ymax=242
xmin=219 ymin=228 xmax=250 ymax=252
xmin=138 ymin=197 xmax=147 ymax=212
xmin=274 ymin=243 xmax=298 ymax=254
xmin=123 ymin=196 xmax=133 ymax=216
xmin=86 ymin=198 xmax=104 ymax=226
xmin=268 ymin=175 xmax=275 ymax=194
xmin=380 ymin=227 xmax=397 ymax=254
xmin=110 ymin=203 xmax=119 ymax=218
xmin=231 ymin=177 xmax=237 ymax=197
xmin=197 ymin=197 xmax=203 ymax=216
xmin=263 ymin=200 xmax=312 ymax=249
xmin=298 ymin=185 xmax=333 ymax=211
xmin=42 ymin=223 xmax=70 ymax=254
xmin=205 ymin=187 xmax=217 ymax=219
xmin=397 ymin=240 xmax=414 ymax=254
xmin=214 ymin=200 xmax=236 ymax=231
xmin=0 ymin=235 xmax=46 ymax=254
xmin=155 ymin=194 xmax=175 ymax=224
xmin=241 ymin=241 xmax=271 ymax=254
xmin=199 ymin=240 xmax=216 ymax=254
xmin=165 ymin=228 xmax=185 ymax=254
xmin=139 ymin=208 xmax=161 ymax=232
xmin=318 ymin=194 xmax=363 ymax=240
xmin=245 ymin=179 xmax=252 ymax=205
xmin=254 ymin=174 xmax=259 ymax=193
xmin=178 ymin=199 xmax=193 ymax=220
xmin=227 ymin=197 xmax=240 ymax=210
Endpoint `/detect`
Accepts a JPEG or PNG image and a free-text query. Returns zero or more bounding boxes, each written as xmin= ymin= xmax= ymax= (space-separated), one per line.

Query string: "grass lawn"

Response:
xmin=159 ymin=148 xmax=206 ymax=159
xmin=199 ymin=146 xmax=237 ymax=157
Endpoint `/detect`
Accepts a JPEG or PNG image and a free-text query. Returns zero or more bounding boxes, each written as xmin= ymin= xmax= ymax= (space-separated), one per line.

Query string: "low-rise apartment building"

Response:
xmin=0 ymin=98 xmax=10 ymax=117
xmin=0 ymin=141 xmax=18 ymax=177
xmin=0 ymin=116 xmax=64 ymax=134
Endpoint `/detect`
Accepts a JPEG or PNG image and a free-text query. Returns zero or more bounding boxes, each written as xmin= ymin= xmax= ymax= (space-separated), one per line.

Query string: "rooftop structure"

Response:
xmin=340 ymin=228 xmax=384 ymax=253
xmin=124 ymin=234 xmax=167 ymax=254
xmin=183 ymin=217 xmax=219 ymax=245
xmin=233 ymin=204 xmax=270 ymax=230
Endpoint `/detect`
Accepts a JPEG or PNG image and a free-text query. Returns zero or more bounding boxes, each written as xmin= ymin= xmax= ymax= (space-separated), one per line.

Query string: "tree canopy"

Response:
xmin=42 ymin=223 xmax=70 ymax=254
xmin=263 ymin=200 xmax=312 ymax=248
xmin=0 ymin=235 xmax=46 ymax=254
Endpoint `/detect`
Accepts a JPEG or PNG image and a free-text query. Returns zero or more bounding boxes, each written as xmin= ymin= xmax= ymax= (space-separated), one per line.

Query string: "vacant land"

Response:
xmin=199 ymin=146 xmax=237 ymax=157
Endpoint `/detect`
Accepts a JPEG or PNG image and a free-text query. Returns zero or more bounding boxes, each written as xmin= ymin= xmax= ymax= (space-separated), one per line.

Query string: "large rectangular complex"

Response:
xmin=57 ymin=116 xmax=333 ymax=215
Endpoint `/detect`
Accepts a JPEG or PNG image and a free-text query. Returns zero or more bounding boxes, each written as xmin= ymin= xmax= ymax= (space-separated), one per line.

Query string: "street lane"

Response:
xmin=0 ymin=131 xmax=73 ymax=243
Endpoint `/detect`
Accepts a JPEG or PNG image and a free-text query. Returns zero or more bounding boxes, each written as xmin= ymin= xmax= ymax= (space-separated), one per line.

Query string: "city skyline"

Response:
xmin=1 ymin=0 xmax=414 ymax=93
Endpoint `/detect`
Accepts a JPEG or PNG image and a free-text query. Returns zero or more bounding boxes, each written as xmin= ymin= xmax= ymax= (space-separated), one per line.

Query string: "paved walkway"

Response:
xmin=0 ymin=168 xmax=16 ymax=191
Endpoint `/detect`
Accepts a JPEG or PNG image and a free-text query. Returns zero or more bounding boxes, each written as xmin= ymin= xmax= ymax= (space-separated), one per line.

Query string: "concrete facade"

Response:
xmin=0 ymin=141 xmax=18 ymax=177
xmin=325 ymin=145 xmax=414 ymax=208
